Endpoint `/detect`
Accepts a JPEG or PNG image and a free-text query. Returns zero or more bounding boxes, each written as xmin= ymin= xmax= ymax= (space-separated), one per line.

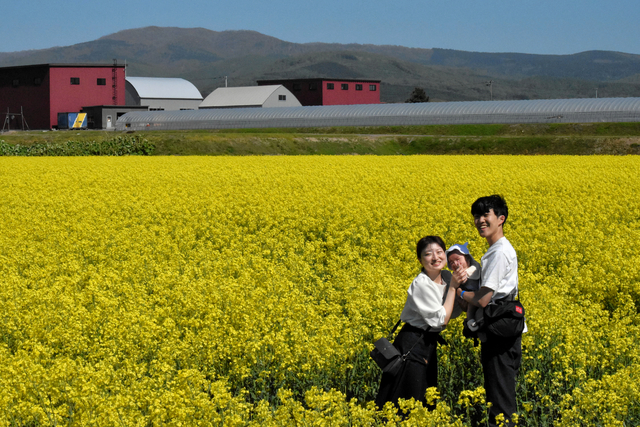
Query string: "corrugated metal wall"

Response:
xmin=116 ymin=97 xmax=640 ymax=131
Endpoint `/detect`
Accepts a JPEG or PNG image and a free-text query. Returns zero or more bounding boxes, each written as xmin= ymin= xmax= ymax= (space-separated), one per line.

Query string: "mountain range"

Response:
xmin=2 ymin=26 xmax=640 ymax=102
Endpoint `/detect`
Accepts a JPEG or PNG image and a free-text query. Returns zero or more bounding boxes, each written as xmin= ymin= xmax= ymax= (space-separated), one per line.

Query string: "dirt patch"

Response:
xmin=594 ymin=137 xmax=640 ymax=154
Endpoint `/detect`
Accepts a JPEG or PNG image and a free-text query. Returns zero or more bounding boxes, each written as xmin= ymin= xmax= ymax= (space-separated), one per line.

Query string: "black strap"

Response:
xmin=495 ymin=287 xmax=520 ymax=303
xmin=403 ymin=332 xmax=424 ymax=359
xmin=388 ymin=319 xmax=402 ymax=338
xmin=388 ymin=319 xmax=444 ymax=360
xmin=508 ymin=287 xmax=519 ymax=302
xmin=389 ymin=318 xmax=435 ymax=338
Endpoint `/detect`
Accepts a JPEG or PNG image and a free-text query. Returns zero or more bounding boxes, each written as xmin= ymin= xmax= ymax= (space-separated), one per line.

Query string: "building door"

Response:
xmin=106 ymin=115 xmax=112 ymax=129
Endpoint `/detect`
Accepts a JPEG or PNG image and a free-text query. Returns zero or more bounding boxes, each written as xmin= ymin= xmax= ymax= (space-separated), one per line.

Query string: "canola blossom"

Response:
xmin=0 ymin=156 xmax=639 ymax=426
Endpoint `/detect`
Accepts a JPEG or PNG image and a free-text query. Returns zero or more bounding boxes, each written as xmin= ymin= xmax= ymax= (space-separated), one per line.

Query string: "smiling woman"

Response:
xmin=375 ymin=236 xmax=460 ymax=410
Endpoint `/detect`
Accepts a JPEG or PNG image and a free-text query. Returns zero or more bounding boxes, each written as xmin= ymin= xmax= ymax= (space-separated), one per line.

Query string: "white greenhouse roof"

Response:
xmin=125 ymin=77 xmax=202 ymax=100
xmin=116 ymin=97 xmax=640 ymax=131
xmin=200 ymin=85 xmax=295 ymax=108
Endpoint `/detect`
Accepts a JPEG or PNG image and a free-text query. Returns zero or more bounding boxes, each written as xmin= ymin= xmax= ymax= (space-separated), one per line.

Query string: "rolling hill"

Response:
xmin=2 ymin=26 xmax=640 ymax=102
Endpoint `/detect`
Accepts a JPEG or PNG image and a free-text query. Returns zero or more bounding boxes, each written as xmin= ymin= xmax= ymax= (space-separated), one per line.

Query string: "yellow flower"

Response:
xmin=0 ymin=156 xmax=639 ymax=425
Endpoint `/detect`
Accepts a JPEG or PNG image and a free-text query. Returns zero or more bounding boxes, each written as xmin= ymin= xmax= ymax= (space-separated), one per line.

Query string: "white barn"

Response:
xmin=200 ymin=85 xmax=301 ymax=109
xmin=125 ymin=77 xmax=203 ymax=111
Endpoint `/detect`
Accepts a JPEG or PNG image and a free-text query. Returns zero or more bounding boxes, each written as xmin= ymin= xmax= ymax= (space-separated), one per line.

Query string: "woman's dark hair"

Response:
xmin=416 ymin=236 xmax=446 ymax=259
xmin=471 ymin=195 xmax=509 ymax=225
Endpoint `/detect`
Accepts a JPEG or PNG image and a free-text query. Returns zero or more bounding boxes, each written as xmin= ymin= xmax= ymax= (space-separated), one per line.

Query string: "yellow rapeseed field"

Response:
xmin=0 ymin=156 xmax=638 ymax=426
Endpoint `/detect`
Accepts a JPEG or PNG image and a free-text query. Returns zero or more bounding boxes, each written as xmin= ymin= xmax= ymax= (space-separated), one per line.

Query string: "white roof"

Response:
xmin=200 ymin=85 xmax=291 ymax=108
xmin=126 ymin=77 xmax=202 ymax=100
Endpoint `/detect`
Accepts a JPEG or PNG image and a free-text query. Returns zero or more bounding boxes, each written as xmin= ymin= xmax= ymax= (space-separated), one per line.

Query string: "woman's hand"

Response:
xmin=450 ymin=266 xmax=468 ymax=288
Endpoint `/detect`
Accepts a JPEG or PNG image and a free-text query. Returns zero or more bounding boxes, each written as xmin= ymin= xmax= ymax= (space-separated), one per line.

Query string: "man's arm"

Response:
xmin=456 ymin=287 xmax=494 ymax=308
xmin=451 ymin=266 xmax=494 ymax=308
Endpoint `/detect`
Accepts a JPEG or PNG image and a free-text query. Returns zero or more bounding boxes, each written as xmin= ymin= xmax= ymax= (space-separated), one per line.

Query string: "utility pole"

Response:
xmin=485 ymin=80 xmax=494 ymax=101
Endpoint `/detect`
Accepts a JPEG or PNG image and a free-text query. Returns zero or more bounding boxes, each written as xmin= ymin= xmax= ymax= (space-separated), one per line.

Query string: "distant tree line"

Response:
xmin=406 ymin=87 xmax=429 ymax=103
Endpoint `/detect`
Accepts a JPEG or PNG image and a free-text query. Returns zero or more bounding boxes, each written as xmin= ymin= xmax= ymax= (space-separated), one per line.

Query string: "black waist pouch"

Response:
xmin=481 ymin=299 xmax=525 ymax=338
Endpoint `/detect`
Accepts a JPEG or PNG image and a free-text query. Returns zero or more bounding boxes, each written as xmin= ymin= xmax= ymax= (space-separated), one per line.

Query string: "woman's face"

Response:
xmin=448 ymin=252 xmax=469 ymax=271
xmin=419 ymin=243 xmax=447 ymax=274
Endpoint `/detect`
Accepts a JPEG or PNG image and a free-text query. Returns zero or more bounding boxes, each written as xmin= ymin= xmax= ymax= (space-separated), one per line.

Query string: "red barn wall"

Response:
xmin=322 ymin=80 xmax=380 ymax=106
xmin=257 ymin=79 xmax=381 ymax=106
xmin=49 ymin=66 xmax=125 ymax=128
xmin=284 ymin=80 xmax=324 ymax=106
xmin=0 ymin=65 xmax=51 ymax=130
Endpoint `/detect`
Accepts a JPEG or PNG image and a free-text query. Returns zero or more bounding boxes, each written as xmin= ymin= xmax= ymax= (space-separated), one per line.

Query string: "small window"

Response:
xmin=369 ymin=84 xmax=377 ymax=91
xmin=341 ymin=83 xmax=348 ymax=90
xmin=34 ymin=78 xmax=42 ymax=86
xmin=149 ymin=108 xmax=164 ymax=111
xmin=12 ymin=79 xmax=19 ymax=87
xmin=70 ymin=77 xmax=80 ymax=85
xmin=327 ymin=83 xmax=334 ymax=90
xmin=355 ymin=84 xmax=363 ymax=91
xmin=293 ymin=83 xmax=301 ymax=91
xmin=97 ymin=78 xmax=106 ymax=86
xmin=278 ymin=95 xmax=286 ymax=101
xmin=309 ymin=83 xmax=317 ymax=91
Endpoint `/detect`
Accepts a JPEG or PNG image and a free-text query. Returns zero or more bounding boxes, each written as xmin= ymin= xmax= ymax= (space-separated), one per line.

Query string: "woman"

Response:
xmin=375 ymin=236 xmax=460 ymax=409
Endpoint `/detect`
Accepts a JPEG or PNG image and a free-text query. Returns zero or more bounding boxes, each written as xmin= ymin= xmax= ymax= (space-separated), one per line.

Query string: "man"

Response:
xmin=453 ymin=195 xmax=525 ymax=427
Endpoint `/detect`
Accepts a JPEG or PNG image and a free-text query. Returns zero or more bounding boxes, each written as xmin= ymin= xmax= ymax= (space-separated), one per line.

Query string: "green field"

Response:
xmin=2 ymin=122 xmax=640 ymax=155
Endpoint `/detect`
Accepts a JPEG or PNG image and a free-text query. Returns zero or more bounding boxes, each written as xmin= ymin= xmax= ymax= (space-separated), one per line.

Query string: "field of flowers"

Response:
xmin=0 ymin=156 xmax=639 ymax=426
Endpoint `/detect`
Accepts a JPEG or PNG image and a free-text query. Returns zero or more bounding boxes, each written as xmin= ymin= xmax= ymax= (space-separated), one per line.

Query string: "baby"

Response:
xmin=446 ymin=243 xmax=482 ymax=336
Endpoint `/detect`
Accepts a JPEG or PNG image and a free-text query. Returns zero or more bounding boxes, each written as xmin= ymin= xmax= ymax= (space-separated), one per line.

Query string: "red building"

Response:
xmin=256 ymin=78 xmax=381 ymax=106
xmin=0 ymin=63 xmax=126 ymax=130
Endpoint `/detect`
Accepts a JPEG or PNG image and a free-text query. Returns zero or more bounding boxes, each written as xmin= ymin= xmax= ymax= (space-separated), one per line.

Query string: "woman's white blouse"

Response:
xmin=400 ymin=271 xmax=448 ymax=332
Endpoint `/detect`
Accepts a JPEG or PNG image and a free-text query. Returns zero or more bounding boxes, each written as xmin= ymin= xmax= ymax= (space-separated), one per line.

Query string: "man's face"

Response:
xmin=473 ymin=209 xmax=505 ymax=240
xmin=448 ymin=252 xmax=469 ymax=271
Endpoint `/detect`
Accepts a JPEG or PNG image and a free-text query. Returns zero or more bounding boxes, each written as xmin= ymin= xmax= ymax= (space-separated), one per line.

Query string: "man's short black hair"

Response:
xmin=416 ymin=236 xmax=446 ymax=259
xmin=471 ymin=195 xmax=509 ymax=225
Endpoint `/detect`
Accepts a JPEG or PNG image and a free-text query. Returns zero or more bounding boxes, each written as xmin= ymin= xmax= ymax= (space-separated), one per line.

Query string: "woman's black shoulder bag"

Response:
xmin=370 ymin=319 xmax=430 ymax=376
xmin=370 ymin=319 xmax=404 ymax=376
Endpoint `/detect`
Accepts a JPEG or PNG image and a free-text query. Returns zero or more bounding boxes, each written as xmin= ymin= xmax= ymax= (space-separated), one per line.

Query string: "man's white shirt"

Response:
xmin=481 ymin=236 xmax=527 ymax=333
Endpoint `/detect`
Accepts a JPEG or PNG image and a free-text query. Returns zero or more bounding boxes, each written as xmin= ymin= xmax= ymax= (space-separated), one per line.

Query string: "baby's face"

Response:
xmin=448 ymin=252 xmax=469 ymax=271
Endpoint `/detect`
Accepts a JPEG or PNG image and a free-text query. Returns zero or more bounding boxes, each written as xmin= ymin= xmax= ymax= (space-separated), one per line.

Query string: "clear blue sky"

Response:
xmin=3 ymin=0 xmax=639 ymax=55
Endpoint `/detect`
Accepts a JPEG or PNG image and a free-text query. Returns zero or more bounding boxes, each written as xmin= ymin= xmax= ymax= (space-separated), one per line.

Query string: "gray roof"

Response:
xmin=116 ymin=97 xmax=640 ymax=131
xmin=200 ymin=85 xmax=301 ymax=108
xmin=257 ymin=78 xmax=382 ymax=84
xmin=0 ymin=63 xmax=125 ymax=70
xmin=125 ymin=77 xmax=202 ymax=100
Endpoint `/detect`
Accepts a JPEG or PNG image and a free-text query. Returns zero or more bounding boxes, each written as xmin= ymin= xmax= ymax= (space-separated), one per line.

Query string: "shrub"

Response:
xmin=0 ymin=135 xmax=155 ymax=156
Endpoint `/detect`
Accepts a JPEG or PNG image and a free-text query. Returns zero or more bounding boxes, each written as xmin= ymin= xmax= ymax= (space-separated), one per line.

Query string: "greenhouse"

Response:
xmin=115 ymin=97 xmax=640 ymax=131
